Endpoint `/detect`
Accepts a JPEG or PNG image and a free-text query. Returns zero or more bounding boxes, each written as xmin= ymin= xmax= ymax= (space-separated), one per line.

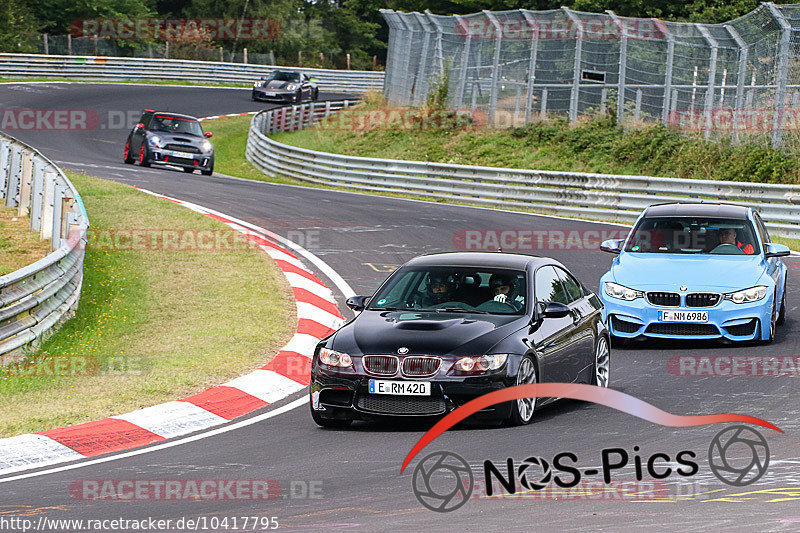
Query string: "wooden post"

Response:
xmin=373 ymin=55 xmax=377 ymax=70
xmin=67 ymin=34 xmax=72 ymax=55
xmin=346 ymin=53 xmax=351 ymax=70
xmin=43 ymin=34 xmax=49 ymax=55
xmin=319 ymin=52 xmax=324 ymax=64
xmin=93 ymin=34 xmax=98 ymax=55
xmin=165 ymin=41 xmax=169 ymax=58
xmin=220 ymin=46 xmax=224 ymax=62
xmin=243 ymin=47 xmax=248 ymax=64
xmin=298 ymin=50 xmax=302 ymax=66
xmin=269 ymin=50 xmax=275 ymax=65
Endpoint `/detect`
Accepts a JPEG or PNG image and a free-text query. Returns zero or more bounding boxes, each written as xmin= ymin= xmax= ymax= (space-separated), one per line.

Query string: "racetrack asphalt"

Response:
xmin=0 ymin=83 xmax=799 ymax=531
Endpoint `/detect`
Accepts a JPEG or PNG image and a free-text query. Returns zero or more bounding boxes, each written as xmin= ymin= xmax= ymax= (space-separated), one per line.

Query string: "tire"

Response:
xmin=295 ymin=89 xmax=303 ymax=103
xmin=182 ymin=167 xmax=194 ymax=173
xmin=138 ymin=143 xmax=150 ymax=167
xmin=777 ymin=280 xmax=786 ymax=326
xmin=762 ymin=295 xmax=777 ymax=344
xmin=201 ymin=164 xmax=213 ymax=176
xmin=312 ymin=88 xmax=319 ymax=101
xmin=591 ymin=336 xmax=611 ymax=388
xmin=507 ymin=355 xmax=538 ymax=426
xmin=310 ymin=403 xmax=352 ymax=428
xmin=123 ymin=140 xmax=134 ymax=164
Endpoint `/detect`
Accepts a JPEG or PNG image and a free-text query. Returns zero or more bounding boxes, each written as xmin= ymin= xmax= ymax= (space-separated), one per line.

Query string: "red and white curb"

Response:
xmin=0 ymin=191 xmax=345 ymax=476
xmin=198 ymin=111 xmax=258 ymax=121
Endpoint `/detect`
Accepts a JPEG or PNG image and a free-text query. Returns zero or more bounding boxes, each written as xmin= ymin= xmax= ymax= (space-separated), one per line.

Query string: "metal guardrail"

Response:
xmin=0 ymin=54 xmax=385 ymax=93
xmin=246 ymin=100 xmax=800 ymax=239
xmin=0 ymin=133 xmax=89 ymax=357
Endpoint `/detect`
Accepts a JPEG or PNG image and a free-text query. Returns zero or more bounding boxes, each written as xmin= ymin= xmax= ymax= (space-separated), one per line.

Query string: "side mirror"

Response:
xmin=765 ymin=243 xmax=791 ymax=258
xmin=310 ymin=77 xmax=319 ymax=82
xmin=600 ymin=239 xmax=624 ymax=254
xmin=346 ymin=295 xmax=370 ymax=311
xmin=541 ymin=302 xmax=571 ymax=319
xmin=205 ymin=131 xmax=213 ymax=138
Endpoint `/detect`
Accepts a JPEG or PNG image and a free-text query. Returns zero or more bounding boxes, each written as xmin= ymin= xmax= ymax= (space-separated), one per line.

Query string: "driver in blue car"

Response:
xmin=489 ymin=273 xmax=525 ymax=310
xmin=714 ymin=228 xmax=754 ymax=255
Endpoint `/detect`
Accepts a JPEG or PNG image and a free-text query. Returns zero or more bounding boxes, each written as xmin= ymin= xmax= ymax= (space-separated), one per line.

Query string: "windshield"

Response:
xmin=368 ymin=266 xmax=528 ymax=315
xmin=265 ymin=71 xmax=301 ymax=82
xmin=625 ymin=217 xmax=758 ymax=255
xmin=149 ymin=115 xmax=204 ymax=136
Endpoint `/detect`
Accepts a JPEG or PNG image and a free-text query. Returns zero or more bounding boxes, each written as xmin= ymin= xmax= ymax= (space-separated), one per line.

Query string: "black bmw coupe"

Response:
xmin=310 ymin=252 xmax=610 ymax=428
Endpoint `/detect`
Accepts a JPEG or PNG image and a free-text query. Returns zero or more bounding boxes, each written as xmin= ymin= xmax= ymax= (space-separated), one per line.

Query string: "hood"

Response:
xmin=611 ymin=252 xmax=767 ymax=291
xmin=151 ymin=132 xmax=204 ymax=146
xmin=265 ymin=80 xmax=295 ymax=90
xmin=330 ymin=310 xmax=527 ymax=356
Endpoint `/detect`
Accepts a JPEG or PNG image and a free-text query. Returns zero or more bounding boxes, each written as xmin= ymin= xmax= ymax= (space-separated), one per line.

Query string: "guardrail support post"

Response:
xmin=51 ymin=185 xmax=64 ymax=249
xmin=0 ymin=140 xmax=9 ymax=200
xmin=18 ymin=151 xmax=33 ymax=216
xmin=5 ymin=145 xmax=22 ymax=207
xmin=540 ymin=88 xmax=548 ymax=119
xmin=766 ymin=3 xmax=791 ymax=149
xmin=41 ymin=172 xmax=55 ymax=241
xmin=31 ymin=162 xmax=44 ymax=231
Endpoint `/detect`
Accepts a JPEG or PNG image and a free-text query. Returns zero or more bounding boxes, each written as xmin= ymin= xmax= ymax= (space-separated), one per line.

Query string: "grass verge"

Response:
xmin=0 ymin=172 xmax=295 ymax=436
xmin=0 ymin=206 xmax=52 ymax=277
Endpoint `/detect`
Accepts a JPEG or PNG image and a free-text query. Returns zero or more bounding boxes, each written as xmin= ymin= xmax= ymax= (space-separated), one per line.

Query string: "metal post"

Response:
xmin=40 ymin=172 xmax=55 ymax=241
xmin=484 ymin=11 xmax=503 ymax=123
xmin=540 ymin=88 xmax=548 ymax=119
xmin=696 ymin=24 xmax=718 ymax=139
xmin=662 ymin=35 xmax=675 ymax=125
xmin=243 ymin=48 xmax=248 ymax=64
xmin=563 ymin=8 xmax=584 ymax=123
xmin=51 ymin=185 xmax=64 ymax=249
xmin=18 ymin=151 xmax=33 ymax=217
xmin=43 ymin=34 xmax=49 ymax=55
xmin=30 ymin=161 xmax=44 ymax=231
xmin=412 ymin=12 xmax=432 ymax=106
xmin=634 ymin=89 xmax=642 ymax=121
xmin=5 ymin=145 xmax=21 ymax=207
xmin=601 ymin=88 xmax=608 ymax=114
xmin=0 ymin=140 xmax=9 ymax=200
xmin=397 ymin=15 xmax=417 ymax=106
xmin=766 ymin=3 xmax=791 ymax=149
xmin=725 ymin=24 xmax=748 ymax=143
xmin=454 ymin=15 xmax=472 ymax=110
xmin=425 ymin=10 xmax=445 ymax=75
xmin=380 ymin=10 xmax=400 ymax=103
xmin=522 ymin=10 xmax=540 ymax=123
xmin=607 ymin=11 xmax=628 ymax=123
xmin=67 ymin=34 xmax=72 ymax=55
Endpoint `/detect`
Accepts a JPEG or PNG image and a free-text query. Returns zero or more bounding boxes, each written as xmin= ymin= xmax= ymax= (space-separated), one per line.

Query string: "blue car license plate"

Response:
xmin=658 ymin=310 xmax=708 ymax=322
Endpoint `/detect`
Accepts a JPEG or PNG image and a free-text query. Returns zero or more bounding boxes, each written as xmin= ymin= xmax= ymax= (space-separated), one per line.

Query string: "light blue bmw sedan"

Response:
xmin=599 ymin=203 xmax=789 ymax=344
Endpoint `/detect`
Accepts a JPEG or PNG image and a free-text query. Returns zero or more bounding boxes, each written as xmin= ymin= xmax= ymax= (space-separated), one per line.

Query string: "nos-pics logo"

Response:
xmin=412 ymin=425 xmax=770 ymax=513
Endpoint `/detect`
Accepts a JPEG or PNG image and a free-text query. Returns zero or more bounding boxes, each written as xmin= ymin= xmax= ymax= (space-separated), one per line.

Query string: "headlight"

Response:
xmin=604 ymin=282 xmax=644 ymax=301
xmin=148 ymin=135 xmax=164 ymax=148
xmin=724 ymin=286 xmax=767 ymax=304
xmin=454 ymin=354 xmax=508 ymax=373
xmin=201 ymin=140 xmax=213 ymax=153
xmin=318 ymin=347 xmax=352 ymax=368
xmin=286 ymin=83 xmax=298 ymax=90
xmin=253 ymin=81 xmax=263 ymax=87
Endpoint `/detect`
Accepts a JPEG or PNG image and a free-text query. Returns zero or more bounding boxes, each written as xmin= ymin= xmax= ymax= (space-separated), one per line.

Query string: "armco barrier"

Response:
xmin=0 ymin=133 xmax=89 ymax=357
xmin=246 ymin=101 xmax=800 ymax=239
xmin=0 ymin=54 xmax=384 ymax=93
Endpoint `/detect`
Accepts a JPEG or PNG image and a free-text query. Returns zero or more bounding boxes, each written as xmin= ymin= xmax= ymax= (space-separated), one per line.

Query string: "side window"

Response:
xmin=555 ymin=268 xmax=584 ymax=304
xmin=140 ymin=112 xmax=153 ymax=129
xmin=534 ymin=266 xmax=569 ymax=309
xmin=753 ymin=213 xmax=771 ymax=249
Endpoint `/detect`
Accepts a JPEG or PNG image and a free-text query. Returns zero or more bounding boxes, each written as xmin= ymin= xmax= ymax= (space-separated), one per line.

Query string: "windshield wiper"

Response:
xmin=432 ymin=307 xmax=489 ymax=314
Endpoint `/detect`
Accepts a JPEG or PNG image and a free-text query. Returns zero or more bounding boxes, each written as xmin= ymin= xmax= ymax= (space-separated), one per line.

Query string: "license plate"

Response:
xmin=368 ymin=380 xmax=430 ymax=396
xmin=658 ymin=310 xmax=708 ymax=322
xmin=171 ymin=151 xmax=193 ymax=159
xmin=265 ymin=92 xmax=276 ymax=96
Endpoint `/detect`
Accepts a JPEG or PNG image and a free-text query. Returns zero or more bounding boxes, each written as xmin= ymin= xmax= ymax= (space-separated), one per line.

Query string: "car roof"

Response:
xmin=149 ymin=112 xmax=200 ymax=121
xmin=403 ymin=252 xmax=551 ymax=270
xmin=643 ymin=202 xmax=751 ymax=219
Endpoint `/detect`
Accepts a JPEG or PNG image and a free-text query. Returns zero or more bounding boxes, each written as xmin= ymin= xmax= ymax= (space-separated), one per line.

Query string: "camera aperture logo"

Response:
xmin=411 ymin=451 xmax=473 ymax=513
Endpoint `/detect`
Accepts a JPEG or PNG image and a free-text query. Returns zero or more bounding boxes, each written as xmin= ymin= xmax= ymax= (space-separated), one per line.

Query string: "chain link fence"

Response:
xmin=381 ymin=4 xmax=800 ymax=150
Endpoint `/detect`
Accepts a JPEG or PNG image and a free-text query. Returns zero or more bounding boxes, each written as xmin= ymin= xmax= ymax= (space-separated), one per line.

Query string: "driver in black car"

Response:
xmin=489 ymin=273 xmax=525 ymax=311
xmin=413 ymin=274 xmax=458 ymax=307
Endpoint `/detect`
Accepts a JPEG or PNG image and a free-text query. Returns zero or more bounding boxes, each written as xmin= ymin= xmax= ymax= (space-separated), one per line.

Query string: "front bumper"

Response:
xmin=149 ymin=149 xmax=213 ymax=171
xmin=600 ymin=292 xmax=772 ymax=342
xmin=310 ymin=369 xmax=516 ymax=422
xmin=252 ymin=88 xmax=297 ymax=102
